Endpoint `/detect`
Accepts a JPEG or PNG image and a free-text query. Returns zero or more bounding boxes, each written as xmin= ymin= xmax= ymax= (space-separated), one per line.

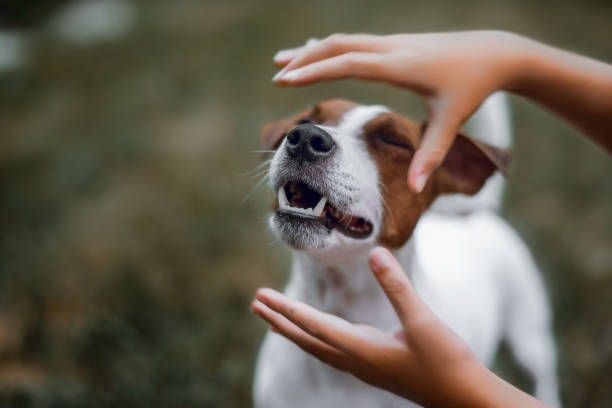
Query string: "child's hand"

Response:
xmin=272 ymin=31 xmax=528 ymax=192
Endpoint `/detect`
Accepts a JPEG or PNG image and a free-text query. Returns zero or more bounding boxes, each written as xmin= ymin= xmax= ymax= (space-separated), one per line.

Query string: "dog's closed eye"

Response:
xmin=376 ymin=132 xmax=414 ymax=151
xmin=364 ymin=113 xmax=418 ymax=155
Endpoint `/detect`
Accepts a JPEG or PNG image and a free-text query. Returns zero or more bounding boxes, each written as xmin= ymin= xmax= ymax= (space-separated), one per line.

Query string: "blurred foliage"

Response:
xmin=0 ymin=0 xmax=610 ymax=407
xmin=0 ymin=0 xmax=71 ymax=28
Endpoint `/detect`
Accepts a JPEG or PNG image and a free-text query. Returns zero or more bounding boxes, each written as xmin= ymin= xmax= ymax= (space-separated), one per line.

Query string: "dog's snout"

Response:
xmin=286 ymin=124 xmax=335 ymax=162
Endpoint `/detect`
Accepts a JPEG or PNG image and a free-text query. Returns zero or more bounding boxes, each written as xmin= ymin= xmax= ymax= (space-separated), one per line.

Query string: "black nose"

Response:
xmin=285 ymin=124 xmax=336 ymax=162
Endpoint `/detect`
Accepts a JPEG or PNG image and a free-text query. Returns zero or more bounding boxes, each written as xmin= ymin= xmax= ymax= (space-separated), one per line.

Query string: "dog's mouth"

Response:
xmin=274 ymin=181 xmax=373 ymax=239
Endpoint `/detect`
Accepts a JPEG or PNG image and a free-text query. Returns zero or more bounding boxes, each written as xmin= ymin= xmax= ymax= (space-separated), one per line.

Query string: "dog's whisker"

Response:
xmin=265 ymin=238 xmax=281 ymax=246
xmin=345 ymin=215 xmax=353 ymax=229
xmin=377 ymin=181 xmax=394 ymax=220
xmin=234 ymin=163 xmax=267 ymax=177
xmin=234 ymin=159 xmax=272 ymax=178
xmin=258 ymin=217 xmax=272 ymax=226
xmin=357 ymin=194 xmax=385 ymax=221
xmin=249 ymin=169 xmax=272 ymax=180
xmin=243 ymin=176 xmax=270 ymax=202
xmin=381 ymin=196 xmax=392 ymax=220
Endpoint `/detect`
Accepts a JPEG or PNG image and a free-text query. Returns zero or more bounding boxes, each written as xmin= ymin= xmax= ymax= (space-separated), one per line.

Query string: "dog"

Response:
xmin=253 ymin=94 xmax=560 ymax=408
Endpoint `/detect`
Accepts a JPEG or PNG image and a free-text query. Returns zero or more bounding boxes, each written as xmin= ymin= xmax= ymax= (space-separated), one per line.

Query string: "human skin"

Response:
xmin=251 ymin=247 xmax=549 ymax=408
xmin=254 ymin=31 xmax=612 ymax=406
xmin=271 ymin=31 xmax=612 ymax=193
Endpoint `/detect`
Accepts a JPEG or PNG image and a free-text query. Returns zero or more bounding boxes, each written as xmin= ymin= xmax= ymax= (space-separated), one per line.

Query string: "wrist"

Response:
xmin=420 ymin=354 xmax=493 ymax=408
xmin=489 ymin=32 xmax=542 ymax=93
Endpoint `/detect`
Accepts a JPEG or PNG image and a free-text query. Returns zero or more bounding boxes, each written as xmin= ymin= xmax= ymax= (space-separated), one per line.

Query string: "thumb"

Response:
xmin=407 ymin=107 xmax=462 ymax=193
xmin=369 ymin=247 xmax=429 ymax=328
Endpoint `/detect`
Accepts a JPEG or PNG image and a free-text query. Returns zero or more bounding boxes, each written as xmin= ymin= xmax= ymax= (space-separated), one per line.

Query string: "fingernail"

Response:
xmin=370 ymin=247 xmax=393 ymax=272
xmin=414 ymin=173 xmax=427 ymax=193
xmin=256 ymin=287 xmax=276 ymax=302
xmin=280 ymin=67 xmax=305 ymax=82
xmin=272 ymin=68 xmax=286 ymax=82
xmin=251 ymin=299 xmax=261 ymax=314
xmin=273 ymin=49 xmax=294 ymax=62
xmin=255 ymin=288 xmax=267 ymax=302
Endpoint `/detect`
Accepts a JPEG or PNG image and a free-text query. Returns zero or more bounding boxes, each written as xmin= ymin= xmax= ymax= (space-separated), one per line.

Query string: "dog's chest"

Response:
xmin=288 ymin=251 xmax=406 ymax=327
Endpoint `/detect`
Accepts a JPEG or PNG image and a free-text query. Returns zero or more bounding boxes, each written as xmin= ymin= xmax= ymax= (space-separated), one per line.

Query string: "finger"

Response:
xmin=274 ymin=52 xmax=382 ymax=85
xmin=273 ymin=38 xmax=320 ymax=67
xmin=407 ymin=106 xmax=463 ymax=193
xmin=368 ymin=247 xmax=432 ymax=329
xmin=251 ymin=299 xmax=353 ymax=371
xmin=273 ymin=48 xmax=301 ymax=67
xmin=255 ymin=288 xmax=374 ymax=358
xmin=279 ymin=34 xmax=382 ymax=75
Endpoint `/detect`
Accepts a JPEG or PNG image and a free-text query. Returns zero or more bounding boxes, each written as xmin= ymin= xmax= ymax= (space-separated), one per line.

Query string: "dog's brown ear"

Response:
xmin=259 ymin=107 xmax=314 ymax=150
xmin=436 ymin=132 xmax=511 ymax=195
xmin=259 ymin=119 xmax=293 ymax=150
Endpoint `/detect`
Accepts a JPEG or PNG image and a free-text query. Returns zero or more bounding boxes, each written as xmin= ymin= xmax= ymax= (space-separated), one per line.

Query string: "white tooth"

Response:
xmin=313 ymin=197 xmax=327 ymax=217
xmin=278 ymin=185 xmax=289 ymax=209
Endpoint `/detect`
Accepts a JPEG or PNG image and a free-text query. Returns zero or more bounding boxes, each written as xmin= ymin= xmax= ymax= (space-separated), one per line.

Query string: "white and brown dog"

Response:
xmin=253 ymin=94 xmax=560 ymax=408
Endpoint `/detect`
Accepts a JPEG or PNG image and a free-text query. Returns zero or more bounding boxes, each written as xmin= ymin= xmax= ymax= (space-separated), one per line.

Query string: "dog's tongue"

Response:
xmin=324 ymin=204 xmax=371 ymax=235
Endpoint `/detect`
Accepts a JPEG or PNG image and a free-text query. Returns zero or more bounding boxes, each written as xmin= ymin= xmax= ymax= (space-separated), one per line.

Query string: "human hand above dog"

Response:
xmin=272 ymin=31 xmax=612 ymax=193
xmin=251 ymin=247 xmax=549 ymax=408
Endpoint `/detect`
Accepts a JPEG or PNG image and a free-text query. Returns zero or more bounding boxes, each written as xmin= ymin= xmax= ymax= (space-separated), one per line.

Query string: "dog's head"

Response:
xmin=261 ymin=99 xmax=509 ymax=252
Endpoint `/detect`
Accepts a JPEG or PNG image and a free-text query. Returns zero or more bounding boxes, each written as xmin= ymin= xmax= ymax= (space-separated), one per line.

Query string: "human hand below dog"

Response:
xmin=251 ymin=247 xmax=549 ymax=408
xmin=272 ymin=31 xmax=612 ymax=193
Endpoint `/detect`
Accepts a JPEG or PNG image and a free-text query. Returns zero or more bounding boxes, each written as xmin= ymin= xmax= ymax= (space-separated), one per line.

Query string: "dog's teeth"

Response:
xmin=278 ymin=185 xmax=289 ymax=209
xmin=278 ymin=184 xmax=326 ymax=217
xmin=313 ymin=197 xmax=327 ymax=217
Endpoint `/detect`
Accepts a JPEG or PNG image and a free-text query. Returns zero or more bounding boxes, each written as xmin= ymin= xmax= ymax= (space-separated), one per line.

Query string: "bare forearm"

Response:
xmin=506 ymin=36 xmax=612 ymax=152
xmin=443 ymin=361 xmax=549 ymax=408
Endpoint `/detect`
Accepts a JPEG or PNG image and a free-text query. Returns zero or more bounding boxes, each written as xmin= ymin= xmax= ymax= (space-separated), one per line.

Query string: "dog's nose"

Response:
xmin=285 ymin=124 xmax=336 ymax=162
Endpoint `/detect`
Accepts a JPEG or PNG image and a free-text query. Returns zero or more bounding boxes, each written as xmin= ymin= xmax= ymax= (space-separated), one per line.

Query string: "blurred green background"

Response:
xmin=0 ymin=0 xmax=610 ymax=407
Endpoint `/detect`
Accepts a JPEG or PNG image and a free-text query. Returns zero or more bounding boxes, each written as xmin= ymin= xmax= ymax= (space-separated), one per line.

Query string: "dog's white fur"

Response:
xmin=254 ymin=93 xmax=560 ymax=408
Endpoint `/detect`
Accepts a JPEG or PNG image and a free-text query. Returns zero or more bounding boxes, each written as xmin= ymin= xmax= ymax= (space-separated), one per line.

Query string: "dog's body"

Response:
xmin=254 ymin=94 xmax=560 ymax=408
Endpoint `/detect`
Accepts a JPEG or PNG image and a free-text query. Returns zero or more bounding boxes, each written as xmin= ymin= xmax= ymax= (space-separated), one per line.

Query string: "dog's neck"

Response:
xmin=285 ymin=239 xmax=417 ymax=329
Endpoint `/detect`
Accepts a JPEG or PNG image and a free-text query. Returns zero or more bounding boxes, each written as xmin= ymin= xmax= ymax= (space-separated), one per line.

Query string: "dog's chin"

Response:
xmin=270 ymin=212 xmax=377 ymax=251
xmin=271 ymin=212 xmax=331 ymax=250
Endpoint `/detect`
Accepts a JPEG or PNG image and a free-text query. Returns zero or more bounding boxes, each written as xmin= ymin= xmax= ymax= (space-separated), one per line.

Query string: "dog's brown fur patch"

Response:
xmin=363 ymin=113 xmax=440 ymax=248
